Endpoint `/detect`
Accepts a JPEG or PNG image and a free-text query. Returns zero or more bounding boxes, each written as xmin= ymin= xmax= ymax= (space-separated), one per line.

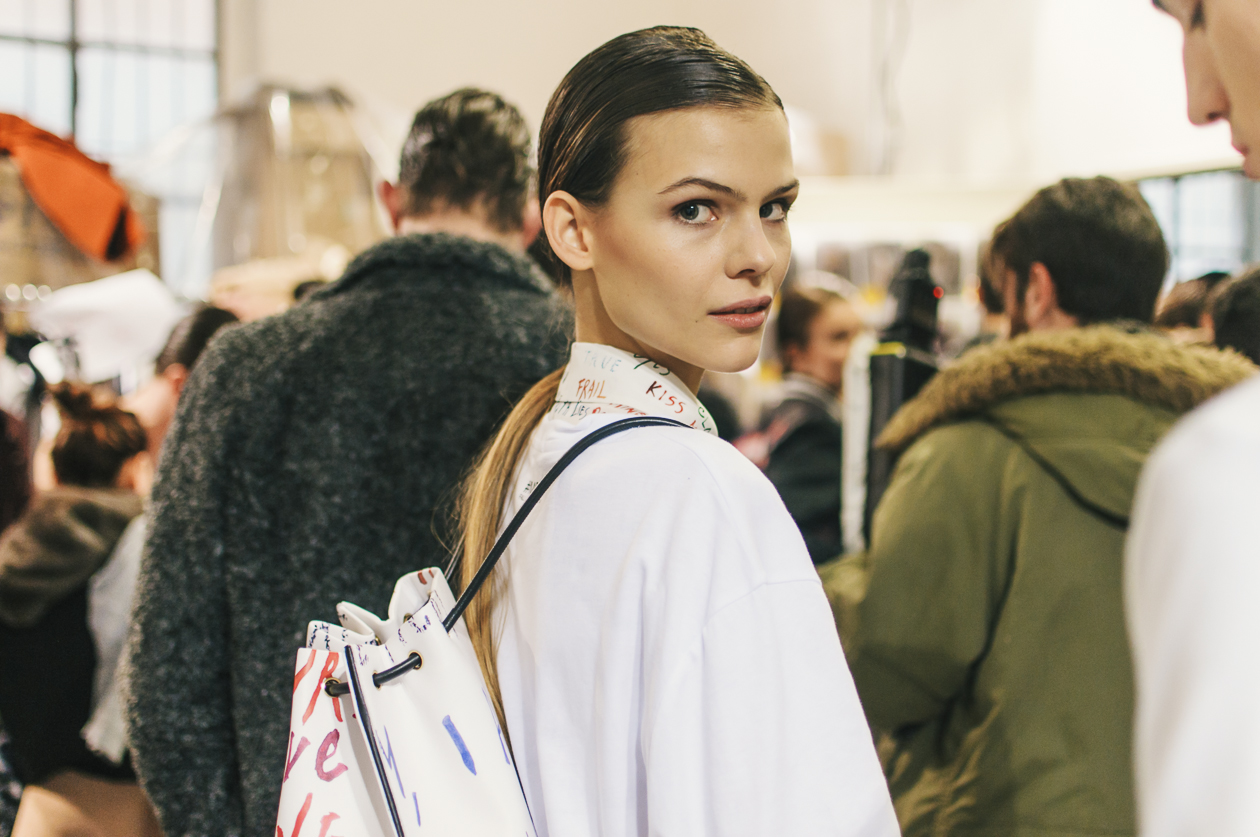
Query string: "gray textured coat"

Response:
xmin=126 ymin=233 xmax=570 ymax=837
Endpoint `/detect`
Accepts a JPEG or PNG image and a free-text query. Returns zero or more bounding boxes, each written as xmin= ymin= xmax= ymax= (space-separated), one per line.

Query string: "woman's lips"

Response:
xmin=709 ymin=296 xmax=772 ymax=330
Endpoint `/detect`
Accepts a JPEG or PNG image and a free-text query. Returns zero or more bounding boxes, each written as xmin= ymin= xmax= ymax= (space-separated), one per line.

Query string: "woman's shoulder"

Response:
xmin=558 ymin=418 xmax=776 ymax=502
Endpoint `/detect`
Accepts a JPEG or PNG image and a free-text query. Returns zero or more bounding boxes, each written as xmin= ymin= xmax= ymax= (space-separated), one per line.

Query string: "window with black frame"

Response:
xmin=1138 ymin=168 xmax=1260 ymax=286
xmin=0 ymin=0 xmax=218 ymax=287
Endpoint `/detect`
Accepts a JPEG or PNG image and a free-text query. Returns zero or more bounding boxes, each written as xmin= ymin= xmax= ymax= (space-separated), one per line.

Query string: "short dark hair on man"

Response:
xmin=1212 ymin=268 xmax=1260 ymax=365
xmin=398 ymin=88 xmax=533 ymax=233
xmin=990 ymin=177 xmax=1168 ymax=324
xmin=1155 ymin=270 xmax=1230 ymax=329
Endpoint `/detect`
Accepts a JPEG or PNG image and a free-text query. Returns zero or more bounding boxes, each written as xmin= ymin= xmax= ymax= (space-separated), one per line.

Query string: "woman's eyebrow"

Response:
xmin=659 ymin=177 xmax=742 ymax=199
xmin=658 ymin=177 xmax=801 ymax=200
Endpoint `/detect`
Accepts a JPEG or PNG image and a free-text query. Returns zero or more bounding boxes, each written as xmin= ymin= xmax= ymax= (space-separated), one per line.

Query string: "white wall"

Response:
xmin=221 ymin=0 xmax=872 ymax=172
xmin=221 ymin=0 xmax=1239 ymax=185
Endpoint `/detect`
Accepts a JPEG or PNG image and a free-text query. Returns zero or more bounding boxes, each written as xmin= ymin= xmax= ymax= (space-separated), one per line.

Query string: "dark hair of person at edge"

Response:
xmin=156 ymin=304 xmax=240 ymax=377
xmin=380 ymin=87 xmax=535 ymax=239
xmin=1155 ymin=270 xmax=1230 ymax=330
xmin=988 ymin=176 xmax=1168 ymax=331
xmin=50 ymin=383 xmax=147 ymax=488
xmin=1211 ymin=267 xmax=1260 ymax=365
xmin=453 ymin=25 xmax=784 ymax=725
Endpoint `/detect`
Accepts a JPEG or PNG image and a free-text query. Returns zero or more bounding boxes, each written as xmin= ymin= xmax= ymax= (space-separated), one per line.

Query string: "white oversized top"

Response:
xmin=494 ymin=342 xmax=899 ymax=837
xmin=1126 ymin=375 xmax=1260 ymax=837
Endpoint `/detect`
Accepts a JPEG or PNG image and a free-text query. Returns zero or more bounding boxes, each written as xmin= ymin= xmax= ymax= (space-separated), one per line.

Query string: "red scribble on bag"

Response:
xmin=277 ymin=792 xmax=312 ymax=837
xmin=293 ymin=649 xmax=317 ymax=694
xmin=284 ymin=733 xmax=310 ymax=782
xmin=303 ymin=652 xmax=340 ymax=724
xmin=317 ymin=812 xmax=342 ymax=837
xmin=316 ymin=729 xmax=349 ymax=782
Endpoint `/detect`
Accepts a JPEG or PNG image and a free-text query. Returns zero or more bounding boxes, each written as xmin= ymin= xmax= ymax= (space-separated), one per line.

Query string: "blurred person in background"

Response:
xmin=0 ymin=383 xmax=157 ymax=837
xmin=126 ymin=87 xmax=570 ymax=837
xmin=758 ymin=285 xmax=861 ymax=563
xmin=122 ymin=304 xmax=239 ymax=462
xmin=1153 ymin=269 xmax=1229 ymax=342
xmin=959 ymin=243 xmax=1009 ymax=355
xmin=0 ymin=407 xmax=30 ymax=534
xmin=821 ymin=176 xmax=1254 ymax=837
xmin=1207 ymin=267 xmax=1260 ymax=364
xmin=1127 ymin=4 xmax=1260 ymax=830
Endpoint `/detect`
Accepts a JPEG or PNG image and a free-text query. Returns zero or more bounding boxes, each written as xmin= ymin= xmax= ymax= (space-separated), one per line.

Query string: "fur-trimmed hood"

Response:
xmin=878 ymin=325 xmax=1256 ymax=453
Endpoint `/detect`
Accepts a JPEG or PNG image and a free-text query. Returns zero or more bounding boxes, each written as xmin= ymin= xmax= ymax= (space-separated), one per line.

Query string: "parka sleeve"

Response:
xmin=124 ymin=336 xmax=249 ymax=837
xmin=821 ymin=422 xmax=1016 ymax=733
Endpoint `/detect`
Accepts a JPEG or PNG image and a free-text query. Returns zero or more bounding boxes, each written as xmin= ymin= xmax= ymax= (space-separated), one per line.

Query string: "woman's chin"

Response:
xmin=696 ymin=341 xmax=763 ymax=376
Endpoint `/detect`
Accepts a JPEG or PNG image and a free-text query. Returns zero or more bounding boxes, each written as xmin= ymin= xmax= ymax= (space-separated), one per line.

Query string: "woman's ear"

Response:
xmin=543 ymin=190 xmax=595 ymax=273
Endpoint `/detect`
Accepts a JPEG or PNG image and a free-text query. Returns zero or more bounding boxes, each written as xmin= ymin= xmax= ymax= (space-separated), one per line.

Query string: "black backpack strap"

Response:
xmin=979 ymin=416 xmax=1129 ymax=531
xmin=443 ymin=415 xmax=688 ymax=632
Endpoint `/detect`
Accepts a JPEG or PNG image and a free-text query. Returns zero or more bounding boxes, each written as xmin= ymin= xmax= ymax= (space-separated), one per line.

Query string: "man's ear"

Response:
xmin=378 ymin=181 xmax=404 ymax=232
xmin=1025 ymin=262 xmax=1058 ymax=322
xmin=543 ymin=190 xmax=594 ymax=273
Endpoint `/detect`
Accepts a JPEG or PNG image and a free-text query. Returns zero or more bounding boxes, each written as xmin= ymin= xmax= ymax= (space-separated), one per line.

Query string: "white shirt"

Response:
xmin=495 ymin=343 xmax=898 ymax=837
xmin=1126 ymin=375 xmax=1260 ymax=837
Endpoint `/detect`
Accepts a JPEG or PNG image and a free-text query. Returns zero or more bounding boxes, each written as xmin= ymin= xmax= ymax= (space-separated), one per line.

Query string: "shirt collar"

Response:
xmin=551 ymin=342 xmax=719 ymax=436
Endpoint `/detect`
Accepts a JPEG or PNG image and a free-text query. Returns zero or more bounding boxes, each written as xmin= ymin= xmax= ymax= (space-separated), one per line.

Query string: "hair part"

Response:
xmin=49 ymin=382 xmax=146 ymax=488
xmin=455 ymin=26 xmax=783 ymax=733
xmin=990 ymin=176 xmax=1168 ymax=325
xmin=399 ymin=88 xmax=534 ymax=233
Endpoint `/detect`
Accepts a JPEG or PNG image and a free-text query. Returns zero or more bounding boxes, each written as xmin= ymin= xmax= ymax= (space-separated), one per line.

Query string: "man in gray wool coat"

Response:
xmin=125 ymin=88 xmax=571 ymax=837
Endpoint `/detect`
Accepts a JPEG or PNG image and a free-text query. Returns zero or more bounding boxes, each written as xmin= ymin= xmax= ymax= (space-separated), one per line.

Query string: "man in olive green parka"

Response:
xmin=823 ymin=178 xmax=1256 ymax=837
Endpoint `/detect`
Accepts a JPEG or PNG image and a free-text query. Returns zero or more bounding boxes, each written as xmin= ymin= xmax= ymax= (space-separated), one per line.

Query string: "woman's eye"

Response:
xmin=760 ymin=200 xmax=790 ymax=222
xmin=676 ymin=202 xmax=715 ymax=224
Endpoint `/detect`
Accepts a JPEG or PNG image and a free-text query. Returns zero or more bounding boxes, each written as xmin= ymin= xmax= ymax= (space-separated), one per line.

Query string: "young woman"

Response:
xmin=759 ymin=286 xmax=862 ymax=563
xmin=456 ymin=27 xmax=897 ymax=837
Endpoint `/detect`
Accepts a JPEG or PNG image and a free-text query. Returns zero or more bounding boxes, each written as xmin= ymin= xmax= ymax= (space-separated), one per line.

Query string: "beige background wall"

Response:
xmin=219 ymin=0 xmax=1238 ymax=184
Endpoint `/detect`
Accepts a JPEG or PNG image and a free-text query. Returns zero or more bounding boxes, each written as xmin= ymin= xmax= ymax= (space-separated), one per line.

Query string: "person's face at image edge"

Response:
xmin=785 ymin=300 xmax=863 ymax=394
xmin=1158 ymin=0 xmax=1260 ymax=178
xmin=548 ymin=105 xmax=797 ymax=393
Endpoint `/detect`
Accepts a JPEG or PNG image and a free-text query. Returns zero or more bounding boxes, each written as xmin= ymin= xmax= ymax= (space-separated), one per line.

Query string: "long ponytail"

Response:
xmin=455 ymin=368 xmax=562 ymax=731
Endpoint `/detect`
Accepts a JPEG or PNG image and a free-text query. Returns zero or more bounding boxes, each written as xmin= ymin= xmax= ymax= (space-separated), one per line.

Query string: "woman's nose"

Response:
xmin=1184 ymin=35 xmax=1230 ymax=126
xmin=726 ymin=215 xmax=777 ymax=279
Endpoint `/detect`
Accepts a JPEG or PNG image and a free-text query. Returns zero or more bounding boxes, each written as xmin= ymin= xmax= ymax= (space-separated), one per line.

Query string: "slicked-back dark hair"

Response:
xmin=1212 ymin=268 xmax=1260 ymax=365
xmin=398 ymin=88 xmax=533 ymax=233
xmin=990 ymin=176 xmax=1168 ymax=324
xmin=536 ymin=26 xmax=783 ymax=286
xmin=155 ymin=304 xmax=239 ymax=374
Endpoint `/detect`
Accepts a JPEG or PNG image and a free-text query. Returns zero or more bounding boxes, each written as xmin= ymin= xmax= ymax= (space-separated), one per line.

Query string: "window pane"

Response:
xmin=1177 ymin=170 xmax=1246 ymax=279
xmin=0 ymin=41 xmax=72 ymax=137
xmin=77 ymin=0 xmax=214 ymax=52
xmin=78 ymin=47 xmax=216 ymax=159
xmin=0 ymin=0 xmax=71 ymax=40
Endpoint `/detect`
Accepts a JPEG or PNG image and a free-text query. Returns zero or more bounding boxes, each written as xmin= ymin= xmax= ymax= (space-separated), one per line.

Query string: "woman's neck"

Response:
xmin=571 ymin=273 xmax=704 ymax=394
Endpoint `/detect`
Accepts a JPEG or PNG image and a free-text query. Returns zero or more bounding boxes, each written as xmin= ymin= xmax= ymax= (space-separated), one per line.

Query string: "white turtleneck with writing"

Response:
xmin=493 ymin=343 xmax=898 ymax=837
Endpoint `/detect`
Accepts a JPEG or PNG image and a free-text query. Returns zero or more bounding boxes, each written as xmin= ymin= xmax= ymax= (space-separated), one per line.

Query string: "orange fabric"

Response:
xmin=0 ymin=113 xmax=146 ymax=262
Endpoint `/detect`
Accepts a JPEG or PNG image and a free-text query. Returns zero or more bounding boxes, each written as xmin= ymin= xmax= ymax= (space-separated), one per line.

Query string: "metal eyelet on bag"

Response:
xmin=371 ymin=652 xmax=423 ymax=689
xmin=325 ymin=678 xmax=350 ymax=697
